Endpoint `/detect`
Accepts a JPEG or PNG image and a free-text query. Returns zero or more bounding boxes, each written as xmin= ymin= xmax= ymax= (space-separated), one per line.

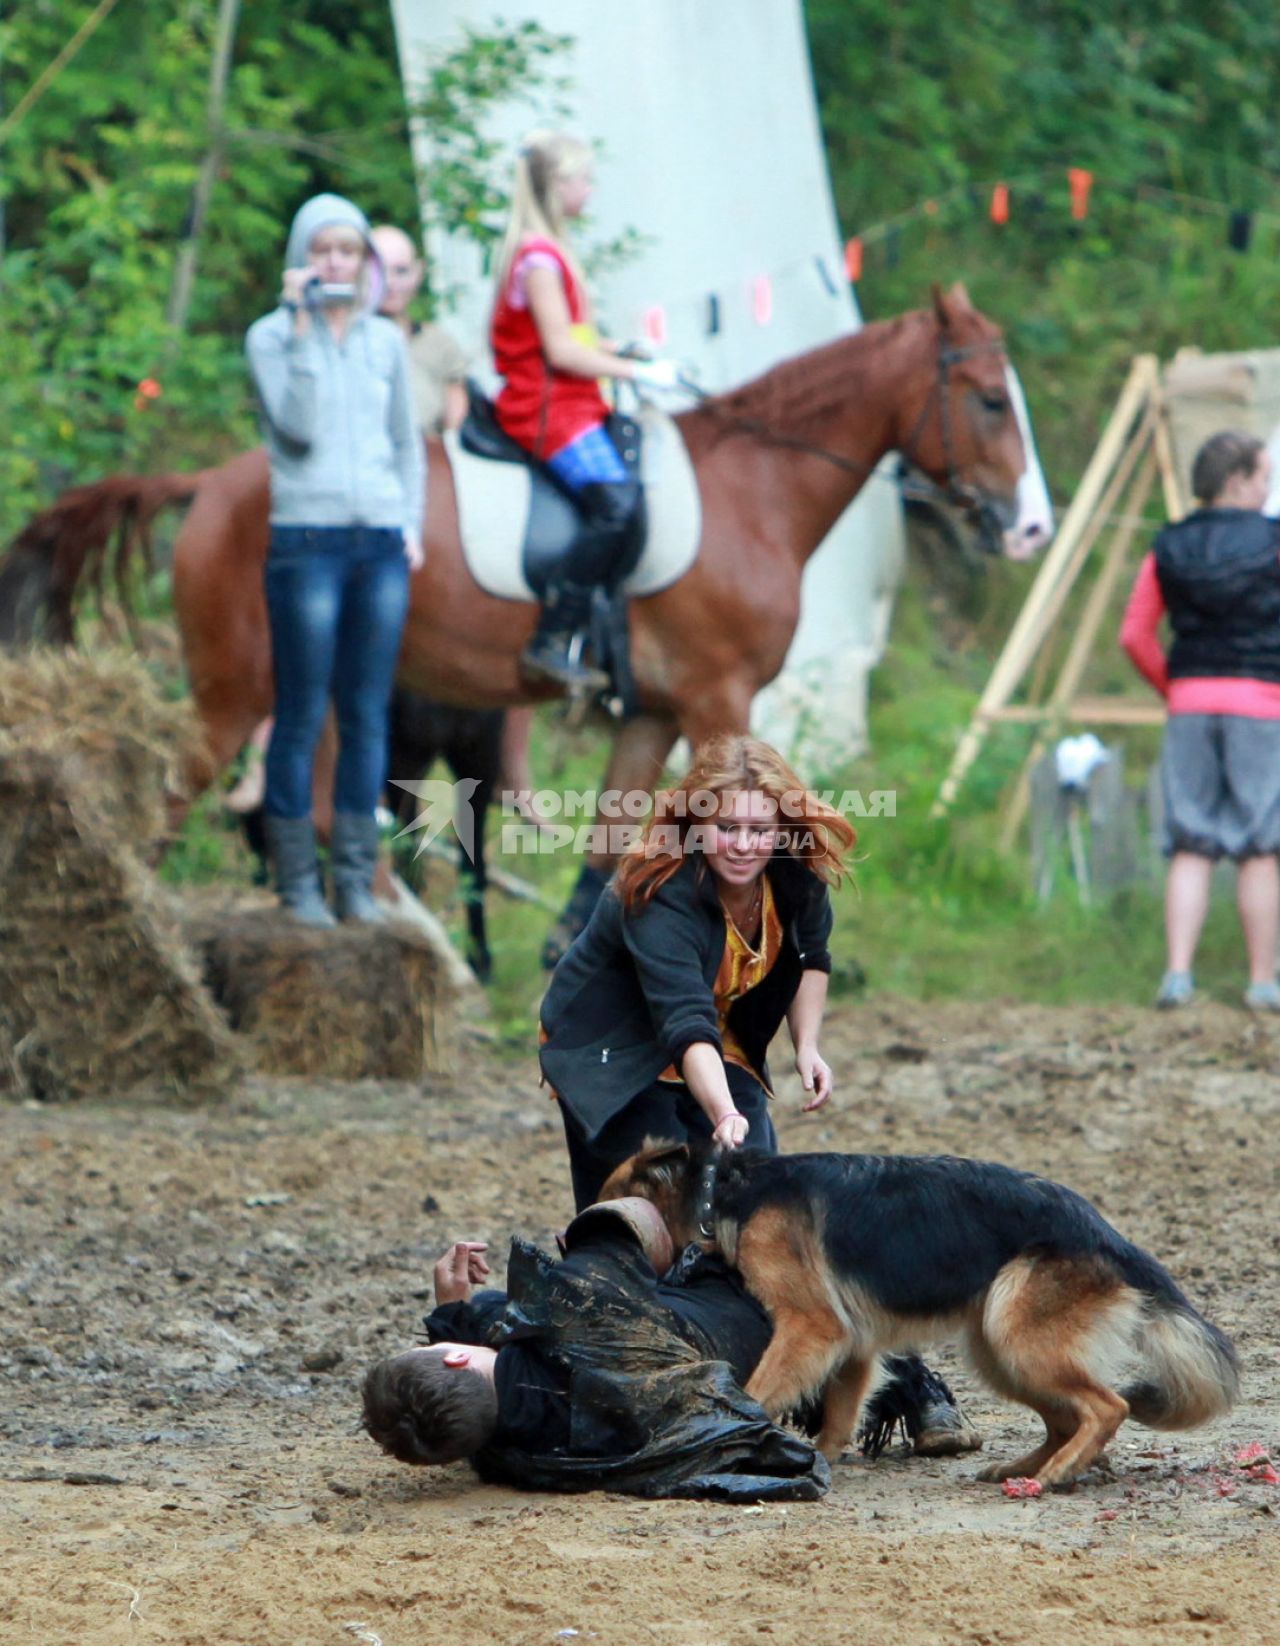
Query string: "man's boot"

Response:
xmin=264 ymin=814 xmax=336 ymax=928
xmin=330 ymin=811 xmax=386 ymax=923
xmin=521 ymin=580 xmax=609 ymax=693
xmin=856 ymin=1354 xmax=981 ymax=1458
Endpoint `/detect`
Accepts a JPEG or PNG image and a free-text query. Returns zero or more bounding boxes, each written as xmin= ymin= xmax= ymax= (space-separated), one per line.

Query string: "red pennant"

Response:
xmin=1068 ymin=167 xmax=1093 ymax=220
xmin=642 ymin=305 xmax=667 ymax=346
xmin=844 ymin=237 xmax=863 ymax=281
xmin=990 ymin=183 xmax=1010 ymax=225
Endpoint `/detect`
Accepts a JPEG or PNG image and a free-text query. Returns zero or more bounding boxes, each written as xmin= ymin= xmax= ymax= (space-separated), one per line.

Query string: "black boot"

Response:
xmin=857 ymin=1355 xmax=981 ymax=1458
xmin=264 ymin=814 xmax=337 ymax=929
xmin=330 ymin=811 xmax=386 ymax=923
xmin=521 ymin=580 xmax=609 ymax=693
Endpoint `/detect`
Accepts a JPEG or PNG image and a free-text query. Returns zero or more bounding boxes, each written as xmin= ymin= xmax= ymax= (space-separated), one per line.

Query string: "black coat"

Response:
xmin=539 ymin=852 xmax=834 ymax=1138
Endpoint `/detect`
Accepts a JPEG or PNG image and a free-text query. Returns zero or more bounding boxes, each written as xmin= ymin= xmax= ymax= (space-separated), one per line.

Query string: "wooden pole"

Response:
xmin=931 ymin=356 xmax=1158 ymax=818
xmin=166 ymin=0 xmax=241 ymax=334
xmin=997 ymin=445 xmax=1160 ymax=847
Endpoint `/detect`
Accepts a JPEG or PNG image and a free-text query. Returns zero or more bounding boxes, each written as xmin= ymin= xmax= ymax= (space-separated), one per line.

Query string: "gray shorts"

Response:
xmin=1161 ymin=714 xmax=1280 ymax=860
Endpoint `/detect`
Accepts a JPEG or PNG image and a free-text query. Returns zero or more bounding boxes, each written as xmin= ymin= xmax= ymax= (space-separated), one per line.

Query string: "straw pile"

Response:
xmin=189 ymin=908 xmax=459 ymax=1078
xmin=0 ymin=648 xmax=204 ymax=855
xmin=0 ymin=742 xmax=241 ymax=1102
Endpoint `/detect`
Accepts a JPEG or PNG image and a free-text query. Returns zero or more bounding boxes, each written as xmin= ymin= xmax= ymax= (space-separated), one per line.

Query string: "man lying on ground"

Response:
xmin=360 ymin=1201 xmax=974 ymax=1501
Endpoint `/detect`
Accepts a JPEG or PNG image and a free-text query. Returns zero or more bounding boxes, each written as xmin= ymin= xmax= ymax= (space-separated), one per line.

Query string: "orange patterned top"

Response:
xmin=658 ymin=878 xmax=783 ymax=1091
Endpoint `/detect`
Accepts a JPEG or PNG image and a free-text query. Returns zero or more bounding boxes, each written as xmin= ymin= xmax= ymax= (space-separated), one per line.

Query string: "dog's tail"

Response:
xmin=1123 ymin=1294 xmax=1238 ymax=1430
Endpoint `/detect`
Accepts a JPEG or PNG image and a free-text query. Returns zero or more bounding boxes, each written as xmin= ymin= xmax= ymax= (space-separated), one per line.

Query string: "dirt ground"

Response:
xmin=2 ymin=997 xmax=1277 ymax=1646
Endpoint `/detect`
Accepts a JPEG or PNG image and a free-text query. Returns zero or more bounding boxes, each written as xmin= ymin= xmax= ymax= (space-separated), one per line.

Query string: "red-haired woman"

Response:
xmin=539 ymin=734 xmax=853 ymax=1212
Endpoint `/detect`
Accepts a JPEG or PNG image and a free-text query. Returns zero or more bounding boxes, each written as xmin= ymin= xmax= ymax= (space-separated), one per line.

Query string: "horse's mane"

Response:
xmin=694 ymin=310 xmax=932 ymax=442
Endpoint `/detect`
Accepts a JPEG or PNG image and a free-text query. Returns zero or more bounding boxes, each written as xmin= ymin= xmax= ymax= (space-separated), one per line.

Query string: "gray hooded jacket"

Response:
xmin=245 ymin=194 xmax=425 ymax=538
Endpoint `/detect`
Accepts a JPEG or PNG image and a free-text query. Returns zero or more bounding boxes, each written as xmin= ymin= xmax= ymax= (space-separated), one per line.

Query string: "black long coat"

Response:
xmin=538 ymin=852 xmax=834 ymax=1139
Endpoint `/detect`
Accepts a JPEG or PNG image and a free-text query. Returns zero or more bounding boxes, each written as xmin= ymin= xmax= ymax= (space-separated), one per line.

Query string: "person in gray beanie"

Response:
xmin=246 ymin=193 xmax=425 ymax=925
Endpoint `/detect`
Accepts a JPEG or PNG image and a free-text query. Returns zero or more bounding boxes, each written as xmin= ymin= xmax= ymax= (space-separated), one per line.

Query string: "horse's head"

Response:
xmin=896 ymin=284 xmax=1052 ymax=559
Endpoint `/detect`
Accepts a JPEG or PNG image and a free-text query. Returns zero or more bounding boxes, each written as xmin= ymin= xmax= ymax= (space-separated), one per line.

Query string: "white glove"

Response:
xmin=629 ymin=357 xmax=682 ymax=391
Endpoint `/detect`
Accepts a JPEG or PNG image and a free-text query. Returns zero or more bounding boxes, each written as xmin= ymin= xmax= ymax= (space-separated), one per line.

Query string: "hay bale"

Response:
xmin=0 ymin=648 xmax=204 ymax=854
xmin=188 ymin=909 xmax=459 ymax=1079
xmin=0 ymin=744 xmax=242 ymax=1102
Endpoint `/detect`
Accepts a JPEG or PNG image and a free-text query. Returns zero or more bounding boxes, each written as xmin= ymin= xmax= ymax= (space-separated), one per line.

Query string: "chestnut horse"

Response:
xmin=0 ymin=285 xmax=1047 ymax=955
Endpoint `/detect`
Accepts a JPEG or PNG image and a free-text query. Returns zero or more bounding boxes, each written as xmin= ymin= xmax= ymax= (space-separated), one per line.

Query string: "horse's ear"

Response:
xmin=932 ymin=281 xmax=973 ymax=332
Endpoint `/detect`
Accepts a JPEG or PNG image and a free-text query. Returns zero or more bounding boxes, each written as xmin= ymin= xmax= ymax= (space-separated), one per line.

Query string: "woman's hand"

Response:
xmin=711 ymin=1110 xmax=749 ymax=1149
xmin=403 ymin=532 xmax=425 ymax=571
xmin=795 ymin=1046 xmax=833 ymax=1112
xmin=432 ymin=1240 xmax=490 ymax=1305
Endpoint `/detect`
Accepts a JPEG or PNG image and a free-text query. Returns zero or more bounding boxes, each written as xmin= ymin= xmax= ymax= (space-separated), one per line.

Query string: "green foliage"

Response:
xmin=805 ymin=0 xmax=1280 ymax=484
xmin=0 ymin=3 xmax=566 ymax=539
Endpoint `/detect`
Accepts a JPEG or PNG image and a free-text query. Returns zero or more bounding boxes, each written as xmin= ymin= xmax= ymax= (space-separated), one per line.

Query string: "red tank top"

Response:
xmin=490 ymin=235 xmax=610 ymax=459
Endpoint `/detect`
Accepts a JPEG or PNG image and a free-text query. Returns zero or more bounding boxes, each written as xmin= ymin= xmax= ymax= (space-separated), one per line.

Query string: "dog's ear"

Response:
xmin=632 ymin=1139 xmax=691 ymax=1190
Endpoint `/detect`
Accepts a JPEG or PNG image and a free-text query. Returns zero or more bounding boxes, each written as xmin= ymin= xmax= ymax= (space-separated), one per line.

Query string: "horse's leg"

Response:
xmin=541 ymin=709 xmax=679 ymax=968
xmin=457 ymin=713 xmax=501 ymax=982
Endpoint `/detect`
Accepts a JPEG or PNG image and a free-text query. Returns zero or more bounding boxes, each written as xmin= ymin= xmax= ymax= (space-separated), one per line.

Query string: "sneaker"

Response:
xmin=1243 ymin=979 xmax=1280 ymax=1012
xmin=1155 ymin=970 xmax=1195 ymax=1009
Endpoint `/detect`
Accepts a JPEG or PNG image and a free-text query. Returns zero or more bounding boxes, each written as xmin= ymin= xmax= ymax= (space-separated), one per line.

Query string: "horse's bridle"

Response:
xmin=895 ymin=338 xmax=1013 ymax=549
xmin=682 ymin=332 xmax=1011 ymax=544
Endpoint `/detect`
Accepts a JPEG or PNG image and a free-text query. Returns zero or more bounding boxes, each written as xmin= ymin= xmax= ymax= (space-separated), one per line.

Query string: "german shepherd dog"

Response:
xmin=599 ymin=1145 xmax=1239 ymax=1485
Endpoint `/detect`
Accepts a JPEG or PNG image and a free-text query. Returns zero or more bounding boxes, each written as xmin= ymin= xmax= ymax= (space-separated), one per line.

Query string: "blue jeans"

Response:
xmin=263 ymin=525 xmax=410 ymax=819
xmin=545 ymin=424 xmax=629 ymax=490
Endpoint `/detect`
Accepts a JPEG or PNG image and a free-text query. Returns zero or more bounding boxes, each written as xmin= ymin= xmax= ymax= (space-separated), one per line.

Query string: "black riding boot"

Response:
xmin=521 ymin=579 xmax=609 ymax=692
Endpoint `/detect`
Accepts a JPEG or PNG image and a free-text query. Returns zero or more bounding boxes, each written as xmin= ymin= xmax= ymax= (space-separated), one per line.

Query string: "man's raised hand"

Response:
xmin=433 ymin=1240 xmax=491 ymax=1305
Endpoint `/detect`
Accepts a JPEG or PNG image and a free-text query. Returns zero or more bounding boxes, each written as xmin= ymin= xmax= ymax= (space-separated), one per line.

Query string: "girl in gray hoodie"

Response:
xmin=246 ymin=193 xmax=425 ymax=926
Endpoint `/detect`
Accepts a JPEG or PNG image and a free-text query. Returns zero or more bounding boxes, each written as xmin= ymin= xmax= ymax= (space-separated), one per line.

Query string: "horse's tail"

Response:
xmin=0 ymin=471 xmax=202 ymax=647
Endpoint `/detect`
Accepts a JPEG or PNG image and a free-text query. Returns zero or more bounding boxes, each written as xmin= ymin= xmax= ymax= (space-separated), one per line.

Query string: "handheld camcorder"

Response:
xmin=303 ymin=278 xmax=358 ymax=310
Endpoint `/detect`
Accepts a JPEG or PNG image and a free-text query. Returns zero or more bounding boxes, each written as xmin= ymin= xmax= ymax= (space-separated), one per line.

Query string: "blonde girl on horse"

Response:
xmin=490 ymin=131 xmax=679 ymax=691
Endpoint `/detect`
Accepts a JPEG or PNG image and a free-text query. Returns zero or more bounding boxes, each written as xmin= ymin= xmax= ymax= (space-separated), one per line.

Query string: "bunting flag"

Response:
xmin=1068 ymin=167 xmax=1093 ymax=220
xmin=622 ymin=164 xmax=1272 ymax=351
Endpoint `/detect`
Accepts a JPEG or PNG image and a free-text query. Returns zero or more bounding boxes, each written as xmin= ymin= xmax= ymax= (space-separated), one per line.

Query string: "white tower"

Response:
xmin=390 ymin=0 xmax=904 ymax=764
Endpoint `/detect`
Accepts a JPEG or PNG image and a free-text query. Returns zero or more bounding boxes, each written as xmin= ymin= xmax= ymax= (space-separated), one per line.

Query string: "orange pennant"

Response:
xmin=990 ymin=183 xmax=1010 ymax=225
xmin=1068 ymin=167 xmax=1093 ymax=220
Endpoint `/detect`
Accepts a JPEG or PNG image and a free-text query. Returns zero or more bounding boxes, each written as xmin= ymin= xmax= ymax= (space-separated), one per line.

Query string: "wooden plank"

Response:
xmin=999 ymin=449 xmax=1159 ymax=846
xmin=931 ymin=357 xmax=1159 ymax=817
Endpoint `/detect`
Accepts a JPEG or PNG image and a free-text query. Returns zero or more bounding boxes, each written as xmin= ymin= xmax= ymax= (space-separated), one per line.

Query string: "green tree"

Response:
xmin=0 ymin=2 xmax=566 ymax=538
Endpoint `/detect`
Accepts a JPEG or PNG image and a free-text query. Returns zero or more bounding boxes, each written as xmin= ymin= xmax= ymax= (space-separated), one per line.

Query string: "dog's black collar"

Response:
xmin=695 ymin=1158 xmax=720 ymax=1240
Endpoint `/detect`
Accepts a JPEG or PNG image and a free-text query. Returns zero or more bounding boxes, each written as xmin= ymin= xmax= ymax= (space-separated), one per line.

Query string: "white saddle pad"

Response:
xmin=445 ymin=406 xmax=702 ymax=602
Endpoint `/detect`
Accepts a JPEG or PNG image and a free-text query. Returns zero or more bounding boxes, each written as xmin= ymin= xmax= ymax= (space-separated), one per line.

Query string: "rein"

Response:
xmin=677 ymin=333 xmax=1008 ymax=527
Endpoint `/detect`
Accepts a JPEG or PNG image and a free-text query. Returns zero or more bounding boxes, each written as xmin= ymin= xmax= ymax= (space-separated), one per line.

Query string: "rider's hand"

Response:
xmin=629 ymin=358 xmax=682 ymax=391
xmin=433 ymin=1241 xmax=490 ymax=1305
xmin=795 ymin=1046 xmax=833 ymax=1112
xmin=403 ymin=532 xmax=425 ymax=571
xmin=711 ymin=1110 xmax=749 ymax=1149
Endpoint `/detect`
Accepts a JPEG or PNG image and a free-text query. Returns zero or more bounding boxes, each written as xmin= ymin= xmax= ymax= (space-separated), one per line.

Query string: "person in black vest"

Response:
xmin=1120 ymin=429 xmax=1280 ymax=1010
